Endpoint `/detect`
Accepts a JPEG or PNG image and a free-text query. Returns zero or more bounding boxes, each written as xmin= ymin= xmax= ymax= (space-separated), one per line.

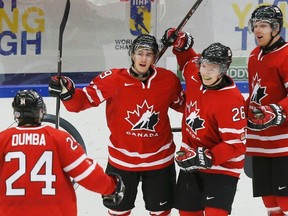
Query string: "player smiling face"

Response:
xmin=199 ymin=61 xmax=222 ymax=86
xmin=198 ymin=43 xmax=232 ymax=89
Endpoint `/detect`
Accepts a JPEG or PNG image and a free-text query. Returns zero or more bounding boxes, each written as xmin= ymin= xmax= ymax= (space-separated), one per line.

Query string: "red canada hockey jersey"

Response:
xmin=63 ymin=67 xmax=185 ymax=171
xmin=246 ymin=43 xmax=288 ymax=157
xmin=175 ymin=49 xmax=246 ymax=178
xmin=0 ymin=125 xmax=115 ymax=216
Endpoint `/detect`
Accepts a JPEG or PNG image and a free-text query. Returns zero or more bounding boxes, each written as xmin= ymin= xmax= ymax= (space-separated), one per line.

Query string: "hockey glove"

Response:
xmin=248 ymin=104 xmax=286 ymax=131
xmin=175 ymin=147 xmax=213 ymax=172
xmin=49 ymin=75 xmax=75 ymax=101
xmin=161 ymin=27 xmax=194 ymax=52
xmin=102 ymin=173 xmax=125 ymax=206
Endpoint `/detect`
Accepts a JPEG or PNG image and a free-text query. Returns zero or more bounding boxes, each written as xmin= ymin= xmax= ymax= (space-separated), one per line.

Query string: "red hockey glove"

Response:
xmin=49 ymin=75 xmax=75 ymax=101
xmin=102 ymin=173 xmax=125 ymax=206
xmin=175 ymin=148 xmax=198 ymax=172
xmin=248 ymin=104 xmax=286 ymax=131
xmin=175 ymin=147 xmax=213 ymax=172
xmin=161 ymin=27 xmax=194 ymax=52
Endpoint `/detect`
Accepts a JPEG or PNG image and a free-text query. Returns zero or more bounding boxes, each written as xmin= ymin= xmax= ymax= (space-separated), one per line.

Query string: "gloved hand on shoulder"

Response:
xmin=161 ymin=27 xmax=194 ymax=52
xmin=102 ymin=173 xmax=125 ymax=206
xmin=49 ymin=75 xmax=75 ymax=101
xmin=175 ymin=147 xmax=213 ymax=172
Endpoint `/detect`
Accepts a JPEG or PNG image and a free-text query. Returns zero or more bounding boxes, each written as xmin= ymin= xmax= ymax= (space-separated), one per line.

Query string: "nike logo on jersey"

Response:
xmin=278 ymin=186 xmax=286 ymax=190
xmin=159 ymin=201 xmax=168 ymax=206
xmin=249 ymin=54 xmax=256 ymax=58
xmin=124 ymin=83 xmax=134 ymax=86
xmin=206 ymin=196 xmax=215 ymax=200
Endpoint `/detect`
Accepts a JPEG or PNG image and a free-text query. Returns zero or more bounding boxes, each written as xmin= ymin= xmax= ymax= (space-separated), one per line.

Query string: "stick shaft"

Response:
xmin=56 ymin=0 xmax=71 ymax=129
xmin=156 ymin=0 xmax=203 ymax=62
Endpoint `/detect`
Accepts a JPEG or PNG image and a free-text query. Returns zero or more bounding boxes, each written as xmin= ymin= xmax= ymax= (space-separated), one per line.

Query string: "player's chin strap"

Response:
xmin=129 ymin=67 xmax=153 ymax=79
xmin=262 ymin=36 xmax=285 ymax=54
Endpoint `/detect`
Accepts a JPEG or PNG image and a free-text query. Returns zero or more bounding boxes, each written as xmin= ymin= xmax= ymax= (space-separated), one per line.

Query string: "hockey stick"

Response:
xmin=172 ymin=127 xmax=181 ymax=132
xmin=55 ymin=0 xmax=71 ymax=129
xmin=156 ymin=0 xmax=203 ymax=63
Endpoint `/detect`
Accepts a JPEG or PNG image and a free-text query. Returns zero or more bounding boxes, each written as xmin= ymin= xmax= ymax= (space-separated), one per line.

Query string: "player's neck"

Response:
xmin=130 ymin=67 xmax=151 ymax=81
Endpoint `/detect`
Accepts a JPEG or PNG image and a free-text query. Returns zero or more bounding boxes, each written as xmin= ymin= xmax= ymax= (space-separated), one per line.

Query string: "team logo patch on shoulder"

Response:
xmin=125 ymin=100 xmax=159 ymax=132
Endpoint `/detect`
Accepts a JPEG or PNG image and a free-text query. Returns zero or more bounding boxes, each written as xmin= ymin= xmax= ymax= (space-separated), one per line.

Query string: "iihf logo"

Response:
xmin=125 ymin=100 xmax=159 ymax=132
xmin=185 ymin=101 xmax=205 ymax=134
xmin=129 ymin=0 xmax=152 ymax=36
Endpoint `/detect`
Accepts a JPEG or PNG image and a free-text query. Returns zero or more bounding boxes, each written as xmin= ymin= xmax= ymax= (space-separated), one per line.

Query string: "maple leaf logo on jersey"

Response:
xmin=185 ymin=101 xmax=205 ymax=134
xmin=250 ymin=73 xmax=267 ymax=105
xmin=125 ymin=100 xmax=159 ymax=131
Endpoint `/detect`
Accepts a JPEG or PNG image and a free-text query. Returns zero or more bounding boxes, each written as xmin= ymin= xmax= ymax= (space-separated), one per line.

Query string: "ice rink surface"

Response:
xmin=1 ymin=97 xmax=267 ymax=215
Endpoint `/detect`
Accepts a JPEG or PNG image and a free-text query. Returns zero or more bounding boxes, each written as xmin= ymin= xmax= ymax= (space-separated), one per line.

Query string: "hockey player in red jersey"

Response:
xmin=162 ymin=30 xmax=246 ymax=216
xmin=48 ymin=34 xmax=185 ymax=216
xmin=0 ymin=89 xmax=125 ymax=216
xmin=246 ymin=5 xmax=288 ymax=216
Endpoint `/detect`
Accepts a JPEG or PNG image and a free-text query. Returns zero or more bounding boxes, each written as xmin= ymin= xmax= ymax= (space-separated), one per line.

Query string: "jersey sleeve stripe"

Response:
xmin=84 ymin=84 xmax=104 ymax=103
xmin=74 ymin=160 xmax=97 ymax=182
xmin=92 ymin=84 xmax=105 ymax=102
xmin=227 ymin=155 xmax=245 ymax=162
xmin=83 ymin=87 xmax=95 ymax=103
xmin=63 ymin=154 xmax=86 ymax=172
xmin=219 ymin=127 xmax=245 ymax=134
xmin=225 ymin=139 xmax=246 ymax=145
